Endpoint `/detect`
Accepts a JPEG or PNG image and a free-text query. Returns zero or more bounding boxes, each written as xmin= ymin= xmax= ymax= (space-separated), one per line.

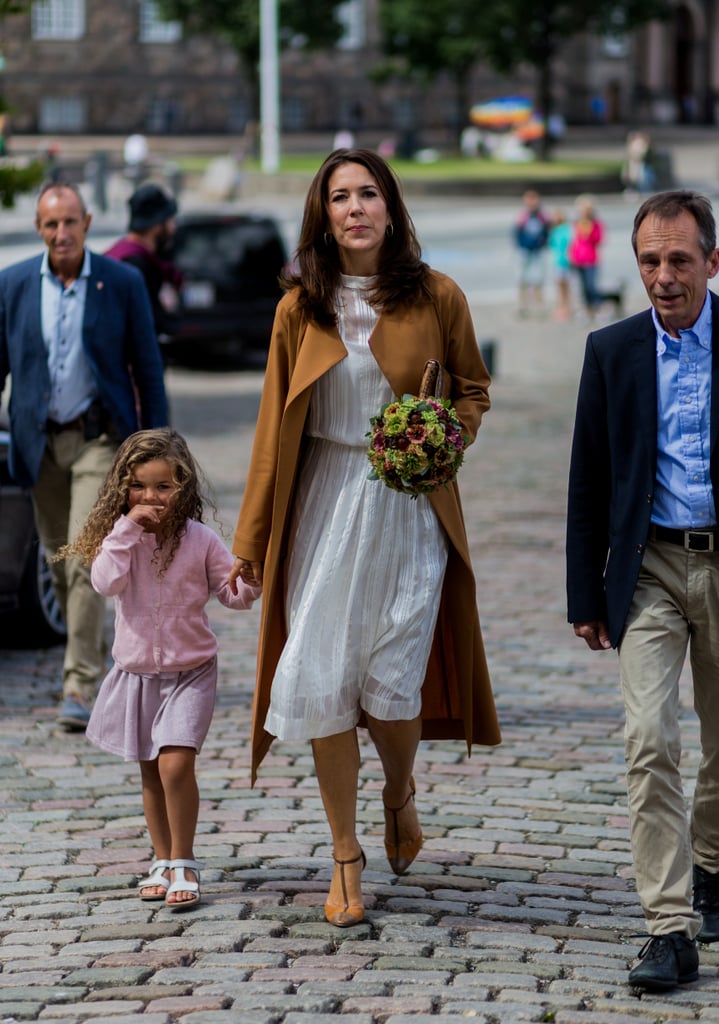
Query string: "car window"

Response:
xmin=173 ymin=219 xmax=285 ymax=299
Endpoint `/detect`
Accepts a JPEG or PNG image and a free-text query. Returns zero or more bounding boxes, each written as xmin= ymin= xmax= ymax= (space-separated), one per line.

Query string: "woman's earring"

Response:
xmin=386 ymin=223 xmax=394 ymax=238
xmin=324 ymin=232 xmax=334 ymax=246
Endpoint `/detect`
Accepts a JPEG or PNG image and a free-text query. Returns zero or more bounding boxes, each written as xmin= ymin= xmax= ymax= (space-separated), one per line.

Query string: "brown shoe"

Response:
xmin=383 ymin=777 xmax=423 ymax=875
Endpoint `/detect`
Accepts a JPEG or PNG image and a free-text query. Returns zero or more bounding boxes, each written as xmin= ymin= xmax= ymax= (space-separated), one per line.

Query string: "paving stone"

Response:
xmin=282 ymin=1016 xmax=374 ymax=1024
xmin=383 ymin=1017 xmax=491 ymax=1024
xmin=59 ymin=967 xmax=156 ymax=988
xmin=181 ymin=1015 xmax=278 ymax=1024
xmin=84 ymin=985 xmax=191 ymax=1003
xmin=295 ymin=981 xmax=391 ymax=998
xmin=0 ymin=1005 xmax=45 ymax=1021
xmin=82 ymin=1018 xmax=170 ymax=1024
xmin=0 ymin=986 xmax=88 ymax=1004
xmin=36 ymin=1000 xmax=146 ymax=1018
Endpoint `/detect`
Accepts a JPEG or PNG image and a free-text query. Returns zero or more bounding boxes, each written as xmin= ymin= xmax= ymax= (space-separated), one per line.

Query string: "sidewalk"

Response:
xmin=2 ymin=133 xmax=719 ymax=1022
xmin=2 ymin=296 xmax=719 ymax=1023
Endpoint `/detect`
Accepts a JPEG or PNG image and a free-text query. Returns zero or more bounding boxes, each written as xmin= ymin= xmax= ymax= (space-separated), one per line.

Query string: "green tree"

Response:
xmin=0 ymin=0 xmax=45 ymax=206
xmin=377 ymin=0 xmax=485 ymax=140
xmin=378 ymin=0 xmax=669 ymax=158
xmin=156 ymin=0 xmax=346 ymax=118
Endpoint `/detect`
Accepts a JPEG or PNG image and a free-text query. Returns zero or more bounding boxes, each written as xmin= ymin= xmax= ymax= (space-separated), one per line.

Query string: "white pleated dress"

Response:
xmin=263 ymin=275 xmax=449 ymax=741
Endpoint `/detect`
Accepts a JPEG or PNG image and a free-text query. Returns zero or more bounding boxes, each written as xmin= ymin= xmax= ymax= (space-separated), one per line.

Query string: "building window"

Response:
xmin=601 ymin=8 xmax=629 ymax=57
xmin=227 ymin=97 xmax=251 ymax=134
xmin=337 ymin=0 xmax=365 ymax=50
xmin=32 ymin=0 xmax=85 ymax=40
xmin=146 ymin=97 xmax=182 ymax=133
xmin=282 ymin=96 xmax=308 ymax=131
xmin=39 ymin=96 xmax=87 ymax=132
xmin=139 ymin=0 xmax=182 ymax=43
xmin=392 ymin=96 xmax=417 ymax=130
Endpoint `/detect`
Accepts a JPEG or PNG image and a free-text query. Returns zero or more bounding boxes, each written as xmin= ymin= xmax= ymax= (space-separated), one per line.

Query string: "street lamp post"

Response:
xmin=260 ymin=0 xmax=280 ymax=173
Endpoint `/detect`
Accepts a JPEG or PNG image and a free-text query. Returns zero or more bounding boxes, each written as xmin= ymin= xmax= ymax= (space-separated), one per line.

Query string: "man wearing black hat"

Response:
xmin=106 ymin=183 xmax=182 ymax=337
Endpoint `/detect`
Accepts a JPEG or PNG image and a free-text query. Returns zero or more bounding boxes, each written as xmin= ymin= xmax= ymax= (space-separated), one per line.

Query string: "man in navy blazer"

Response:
xmin=567 ymin=190 xmax=719 ymax=992
xmin=0 ymin=180 xmax=168 ymax=730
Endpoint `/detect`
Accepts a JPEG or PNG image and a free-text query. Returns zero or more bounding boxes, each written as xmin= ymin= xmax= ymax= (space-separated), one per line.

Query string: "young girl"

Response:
xmin=60 ymin=428 xmax=261 ymax=911
xmin=548 ymin=208 xmax=572 ymax=321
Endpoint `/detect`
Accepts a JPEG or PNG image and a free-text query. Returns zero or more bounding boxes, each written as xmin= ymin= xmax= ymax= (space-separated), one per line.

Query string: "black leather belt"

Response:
xmin=650 ymin=524 xmax=719 ymax=552
xmin=46 ymin=415 xmax=85 ymax=434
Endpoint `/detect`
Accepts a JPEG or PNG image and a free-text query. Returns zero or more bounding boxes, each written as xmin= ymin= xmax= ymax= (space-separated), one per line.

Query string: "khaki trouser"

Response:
xmin=618 ymin=539 xmax=719 ymax=938
xmin=31 ymin=428 xmax=117 ymax=703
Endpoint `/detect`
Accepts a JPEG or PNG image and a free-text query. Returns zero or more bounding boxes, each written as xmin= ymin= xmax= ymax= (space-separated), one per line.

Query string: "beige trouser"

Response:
xmin=618 ymin=539 xmax=719 ymax=938
xmin=31 ymin=428 xmax=117 ymax=703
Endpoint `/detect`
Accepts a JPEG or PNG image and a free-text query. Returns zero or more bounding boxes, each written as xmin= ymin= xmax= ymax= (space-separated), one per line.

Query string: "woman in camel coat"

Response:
xmin=229 ymin=148 xmax=500 ymax=928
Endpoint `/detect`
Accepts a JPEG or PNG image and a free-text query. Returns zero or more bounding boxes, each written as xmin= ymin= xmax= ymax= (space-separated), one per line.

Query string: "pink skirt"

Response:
xmin=86 ymin=656 xmax=217 ymax=762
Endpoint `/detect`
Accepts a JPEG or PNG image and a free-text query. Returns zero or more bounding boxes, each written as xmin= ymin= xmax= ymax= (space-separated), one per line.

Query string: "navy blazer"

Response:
xmin=566 ymin=290 xmax=719 ymax=648
xmin=0 ymin=250 xmax=169 ymax=486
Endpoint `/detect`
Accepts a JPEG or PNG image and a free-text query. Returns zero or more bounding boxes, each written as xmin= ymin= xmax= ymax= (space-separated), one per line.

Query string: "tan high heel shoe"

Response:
xmin=384 ymin=777 xmax=423 ymax=875
xmin=324 ymin=848 xmax=366 ymax=927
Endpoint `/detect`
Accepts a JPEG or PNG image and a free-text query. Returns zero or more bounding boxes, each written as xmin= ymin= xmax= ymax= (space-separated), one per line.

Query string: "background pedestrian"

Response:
xmin=0 ymin=180 xmax=168 ymax=731
xmin=514 ymin=188 xmax=550 ymax=317
xmin=106 ymin=183 xmax=183 ymax=339
xmin=548 ymin=207 xmax=573 ymax=320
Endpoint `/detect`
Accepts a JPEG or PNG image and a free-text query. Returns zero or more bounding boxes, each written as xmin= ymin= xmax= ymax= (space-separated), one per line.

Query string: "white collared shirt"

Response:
xmin=652 ymin=291 xmax=715 ymax=528
xmin=41 ymin=248 xmax=97 ymax=423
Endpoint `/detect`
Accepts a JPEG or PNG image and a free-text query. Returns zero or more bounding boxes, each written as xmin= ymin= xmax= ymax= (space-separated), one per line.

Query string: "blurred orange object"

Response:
xmin=516 ymin=116 xmax=545 ymax=142
xmin=470 ymin=96 xmax=533 ymax=128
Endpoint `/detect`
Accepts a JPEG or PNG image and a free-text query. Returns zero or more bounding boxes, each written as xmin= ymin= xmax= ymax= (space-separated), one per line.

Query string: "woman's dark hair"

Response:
xmin=632 ymin=189 xmax=717 ymax=258
xmin=282 ymin=148 xmax=432 ymax=324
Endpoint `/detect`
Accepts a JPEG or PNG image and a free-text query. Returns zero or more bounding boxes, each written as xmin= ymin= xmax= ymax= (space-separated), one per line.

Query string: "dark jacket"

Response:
xmin=105 ymin=237 xmax=182 ymax=336
xmin=0 ymin=251 xmax=168 ymax=486
xmin=566 ymin=291 xmax=719 ymax=647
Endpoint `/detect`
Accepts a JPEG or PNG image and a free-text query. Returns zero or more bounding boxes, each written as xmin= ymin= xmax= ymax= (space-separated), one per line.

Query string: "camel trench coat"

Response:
xmin=233 ymin=269 xmax=501 ymax=782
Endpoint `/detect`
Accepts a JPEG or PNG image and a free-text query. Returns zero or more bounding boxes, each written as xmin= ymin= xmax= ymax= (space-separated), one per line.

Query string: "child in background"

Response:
xmin=514 ymin=189 xmax=551 ymax=317
xmin=568 ymin=193 xmax=606 ymax=320
xmin=548 ymin=208 xmax=573 ymax=321
xmin=58 ymin=428 xmax=260 ymax=911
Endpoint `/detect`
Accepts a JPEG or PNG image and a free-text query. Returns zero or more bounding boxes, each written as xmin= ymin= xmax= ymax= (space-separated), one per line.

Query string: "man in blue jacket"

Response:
xmin=0 ymin=180 xmax=168 ymax=730
xmin=567 ymin=190 xmax=719 ymax=992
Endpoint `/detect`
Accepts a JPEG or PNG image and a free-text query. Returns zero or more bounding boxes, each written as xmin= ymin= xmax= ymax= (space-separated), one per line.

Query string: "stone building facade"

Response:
xmin=0 ymin=0 xmax=714 ymax=143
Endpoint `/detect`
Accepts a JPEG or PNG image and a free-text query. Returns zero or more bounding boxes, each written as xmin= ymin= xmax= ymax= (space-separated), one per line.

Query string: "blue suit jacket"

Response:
xmin=0 ymin=250 xmax=169 ymax=486
xmin=566 ymin=291 xmax=719 ymax=647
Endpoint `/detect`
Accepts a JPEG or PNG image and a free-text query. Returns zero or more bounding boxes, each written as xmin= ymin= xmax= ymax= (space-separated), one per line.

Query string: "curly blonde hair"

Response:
xmin=57 ymin=428 xmax=206 ymax=572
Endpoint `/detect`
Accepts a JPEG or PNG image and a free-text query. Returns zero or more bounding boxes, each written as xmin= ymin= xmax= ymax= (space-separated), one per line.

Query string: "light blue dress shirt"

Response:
xmin=41 ymin=248 xmax=97 ymax=424
xmin=651 ymin=291 xmax=715 ymax=528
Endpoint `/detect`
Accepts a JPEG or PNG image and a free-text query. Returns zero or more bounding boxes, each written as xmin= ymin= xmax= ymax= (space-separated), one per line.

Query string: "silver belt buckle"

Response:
xmin=685 ymin=531 xmax=714 ymax=552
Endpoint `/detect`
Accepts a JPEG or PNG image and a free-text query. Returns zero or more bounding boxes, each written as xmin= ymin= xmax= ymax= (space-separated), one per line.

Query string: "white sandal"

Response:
xmin=138 ymin=858 xmax=171 ymax=901
xmin=165 ymin=858 xmax=203 ymax=911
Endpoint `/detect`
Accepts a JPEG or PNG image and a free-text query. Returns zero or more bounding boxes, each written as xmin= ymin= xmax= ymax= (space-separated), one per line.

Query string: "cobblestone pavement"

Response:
xmin=3 ymin=285 xmax=719 ymax=1023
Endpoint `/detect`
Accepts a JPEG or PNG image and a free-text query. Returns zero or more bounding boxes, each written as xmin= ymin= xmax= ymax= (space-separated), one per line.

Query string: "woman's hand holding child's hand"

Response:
xmin=228 ymin=557 xmax=263 ymax=594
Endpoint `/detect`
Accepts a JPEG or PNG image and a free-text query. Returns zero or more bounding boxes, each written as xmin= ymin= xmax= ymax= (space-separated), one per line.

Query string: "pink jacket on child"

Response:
xmin=568 ymin=218 xmax=604 ymax=268
xmin=91 ymin=515 xmax=260 ymax=674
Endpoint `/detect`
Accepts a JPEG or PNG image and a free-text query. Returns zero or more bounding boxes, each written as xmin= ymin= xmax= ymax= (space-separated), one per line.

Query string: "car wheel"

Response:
xmin=12 ymin=538 xmax=67 ymax=647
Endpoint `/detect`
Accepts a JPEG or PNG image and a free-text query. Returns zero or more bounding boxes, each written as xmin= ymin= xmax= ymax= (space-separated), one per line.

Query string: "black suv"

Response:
xmin=164 ymin=211 xmax=288 ymax=365
xmin=0 ymin=428 xmax=66 ymax=647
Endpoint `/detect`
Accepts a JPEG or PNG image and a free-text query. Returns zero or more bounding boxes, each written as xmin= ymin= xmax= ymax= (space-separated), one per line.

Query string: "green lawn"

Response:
xmin=176 ymin=152 xmax=621 ymax=181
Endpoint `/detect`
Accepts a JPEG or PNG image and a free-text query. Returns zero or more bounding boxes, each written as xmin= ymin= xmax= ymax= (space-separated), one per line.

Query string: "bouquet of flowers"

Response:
xmin=367 ymin=393 xmax=466 ymax=498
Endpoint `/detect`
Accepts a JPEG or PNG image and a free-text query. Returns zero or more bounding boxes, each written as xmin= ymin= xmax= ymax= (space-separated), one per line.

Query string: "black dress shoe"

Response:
xmin=628 ymin=933 xmax=698 ymax=991
xmin=694 ymin=864 xmax=719 ymax=943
